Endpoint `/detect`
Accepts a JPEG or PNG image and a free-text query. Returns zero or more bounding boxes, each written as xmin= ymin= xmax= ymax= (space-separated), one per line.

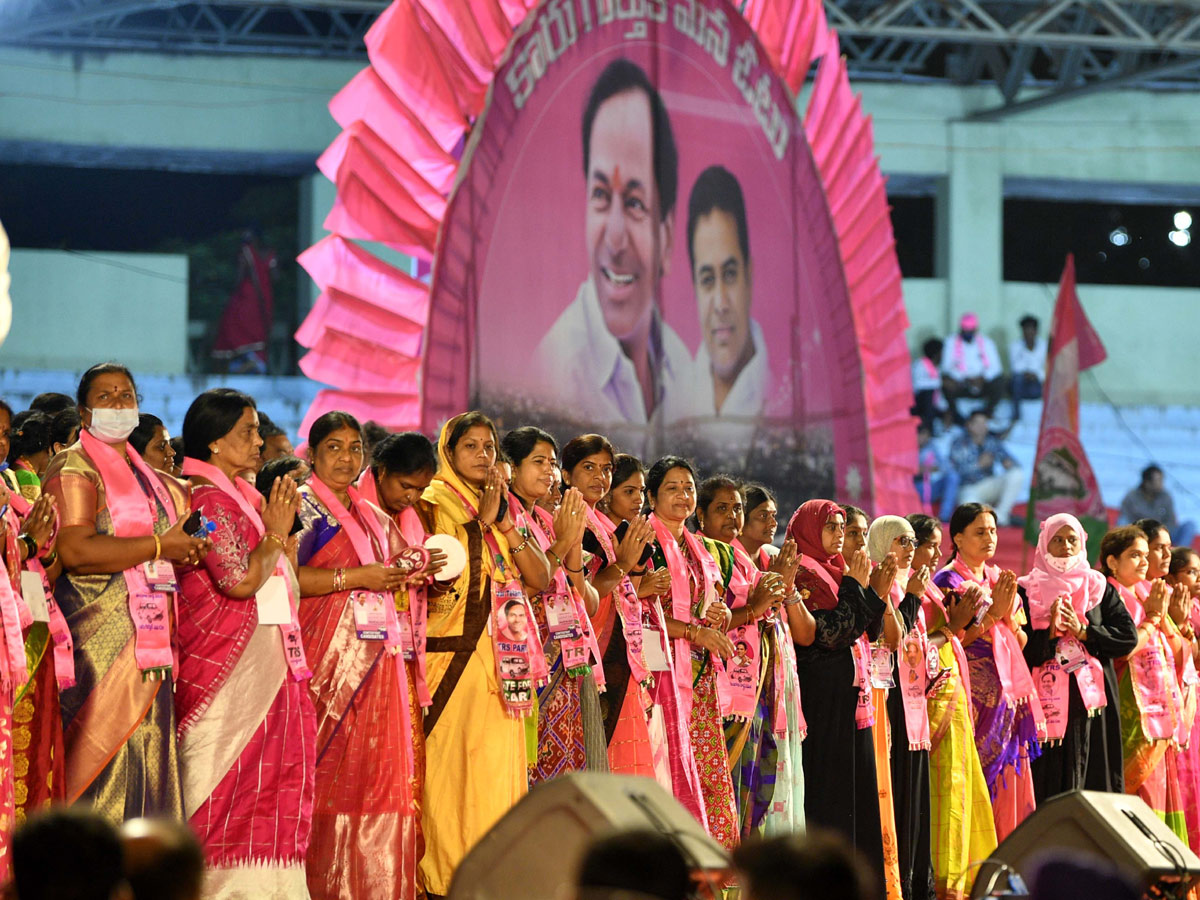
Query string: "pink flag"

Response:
xmin=1024 ymin=254 xmax=1109 ymax=555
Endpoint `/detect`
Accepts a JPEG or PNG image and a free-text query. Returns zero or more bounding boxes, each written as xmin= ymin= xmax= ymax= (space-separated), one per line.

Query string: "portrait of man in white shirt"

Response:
xmin=532 ymin=58 xmax=691 ymax=434
xmin=685 ymin=164 xmax=767 ymax=422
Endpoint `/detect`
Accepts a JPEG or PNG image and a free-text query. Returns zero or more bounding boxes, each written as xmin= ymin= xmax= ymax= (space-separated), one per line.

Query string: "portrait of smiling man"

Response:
xmin=686 ymin=164 xmax=766 ymax=421
xmin=532 ymin=57 xmax=691 ymax=433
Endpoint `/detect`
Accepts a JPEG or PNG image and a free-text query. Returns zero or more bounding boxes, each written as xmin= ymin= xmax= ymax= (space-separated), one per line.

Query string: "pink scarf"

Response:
xmin=584 ymin=505 xmax=651 ymax=688
xmin=892 ymin=576 xmax=932 ymax=751
xmin=528 ymin=503 xmax=605 ymax=690
xmin=9 ymin=494 xmax=73 ymax=688
xmin=307 ymin=473 xmax=418 ymax=771
xmin=920 ymin=581 xmax=973 ymax=712
xmin=180 ymin=457 xmax=311 ymax=682
xmin=950 ymin=332 xmax=991 ymax=375
xmin=81 ymin=429 xmax=178 ymax=677
xmin=1111 ymin=577 xmax=1180 ymax=742
xmin=391 ymin=504 xmax=431 ymax=708
xmin=439 ymin=479 xmax=548 ymax=717
xmin=648 ymin=515 xmax=729 ymax=723
xmin=950 ymin=557 xmax=1046 ymax=736
xmin=0 ymin=508 xmax=29 ymax=695
xmin=721 ymin=540 xmax=759 ymax=721
xmin=1018 ymin=514 xmax=1107 ymax=728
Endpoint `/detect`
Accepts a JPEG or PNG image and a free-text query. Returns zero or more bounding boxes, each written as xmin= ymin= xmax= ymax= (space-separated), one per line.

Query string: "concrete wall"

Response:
xmin=2 ymin=48 xmax=1197 ymax=401
xmin=1 ymin=249 xmax=188 ymax=373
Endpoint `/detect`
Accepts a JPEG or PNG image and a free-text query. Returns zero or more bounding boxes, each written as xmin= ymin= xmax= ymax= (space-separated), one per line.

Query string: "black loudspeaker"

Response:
xmin=973 ymin=790 xmax=1200 ymax=898
xmin=448 ymin=773 xmax=730 ymax=900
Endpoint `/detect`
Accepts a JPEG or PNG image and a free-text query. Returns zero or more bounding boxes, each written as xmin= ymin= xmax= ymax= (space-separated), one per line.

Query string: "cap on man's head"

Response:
xmin=959 ymin=312 xmax=979 ymax=330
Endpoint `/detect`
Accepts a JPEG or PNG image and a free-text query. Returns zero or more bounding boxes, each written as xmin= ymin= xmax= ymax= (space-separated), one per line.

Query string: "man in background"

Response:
xmin=941 ymin=312 xmax=1004 ymax=421
xmin=1119 ymin=464 xmax=1196 ymax=547
xmin=949 ymin=410 xmax=1025 ymax=525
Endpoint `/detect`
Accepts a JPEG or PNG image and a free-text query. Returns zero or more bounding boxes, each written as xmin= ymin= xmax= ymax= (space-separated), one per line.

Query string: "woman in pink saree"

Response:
xmin=176 ymin=388 xmax=317 ymax=899
xmin=295 ymin=412 xmax=442 ymax=900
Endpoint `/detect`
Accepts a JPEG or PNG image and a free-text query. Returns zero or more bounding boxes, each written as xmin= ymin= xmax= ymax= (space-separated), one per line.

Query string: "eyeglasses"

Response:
xmin=895 ymin=536 xmax=917 ymax=548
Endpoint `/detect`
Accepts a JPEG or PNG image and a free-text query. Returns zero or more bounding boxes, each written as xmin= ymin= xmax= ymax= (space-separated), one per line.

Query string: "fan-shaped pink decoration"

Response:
xmin=297 ymin=0 xmax=918 ymax=514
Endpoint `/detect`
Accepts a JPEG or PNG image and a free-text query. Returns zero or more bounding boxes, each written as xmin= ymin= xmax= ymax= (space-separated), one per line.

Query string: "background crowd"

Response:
xmin=0 ymin=362 xmax=1193 ymax=900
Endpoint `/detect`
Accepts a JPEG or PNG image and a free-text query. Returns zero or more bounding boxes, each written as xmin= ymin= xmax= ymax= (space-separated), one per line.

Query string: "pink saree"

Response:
xmin=176 ymin=485 xmax=317 ymax=899
xmin=297 ymin=488 xmax=424 ymax=900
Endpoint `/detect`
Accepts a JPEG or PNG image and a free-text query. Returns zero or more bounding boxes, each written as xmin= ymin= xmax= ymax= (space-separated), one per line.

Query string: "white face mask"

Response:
xmin=88 ymin=407 xmax=140 ymax=443
xmin=1046 ymin=553 xmax=1082 ymax=574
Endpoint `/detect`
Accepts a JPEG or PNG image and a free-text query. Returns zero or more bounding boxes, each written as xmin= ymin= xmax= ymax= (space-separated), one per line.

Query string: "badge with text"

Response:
xmin=350 ymin=590 xmax=390 ymax=641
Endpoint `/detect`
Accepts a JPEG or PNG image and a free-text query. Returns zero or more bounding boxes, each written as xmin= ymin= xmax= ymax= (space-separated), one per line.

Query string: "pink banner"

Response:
xmin=420 ymin=0 xmax=869 ymax=510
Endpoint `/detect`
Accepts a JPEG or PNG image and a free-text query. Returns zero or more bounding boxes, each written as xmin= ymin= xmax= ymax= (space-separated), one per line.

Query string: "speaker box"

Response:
xmin=975 ymin=790 xmax=1200 ymax=897
xmin=448 ymin=773 xmax=730 ymax=900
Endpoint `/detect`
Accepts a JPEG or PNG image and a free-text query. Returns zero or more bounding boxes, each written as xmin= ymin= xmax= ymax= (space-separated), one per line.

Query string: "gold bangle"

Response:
xmin=153 ymin=533 xmax=161 ymax=561
xmin=612 ymin=562 xmax=628 ymax=578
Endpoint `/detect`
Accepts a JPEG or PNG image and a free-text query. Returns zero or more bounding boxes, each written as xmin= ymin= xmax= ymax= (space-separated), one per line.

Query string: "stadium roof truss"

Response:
xmin=1 ymin=0 xmax=1199 ymax=116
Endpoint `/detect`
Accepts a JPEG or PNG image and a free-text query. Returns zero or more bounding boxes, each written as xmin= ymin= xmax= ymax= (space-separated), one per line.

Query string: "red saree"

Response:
xmin=298 ymin=494 xmax=424 ymax=900
xmin=176 ymin=486 xmax=317 ymax=899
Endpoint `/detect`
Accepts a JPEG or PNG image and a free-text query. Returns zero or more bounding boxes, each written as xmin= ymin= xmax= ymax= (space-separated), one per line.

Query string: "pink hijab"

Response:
xmin=1017 ymin=513 xmax=1106 ymax=630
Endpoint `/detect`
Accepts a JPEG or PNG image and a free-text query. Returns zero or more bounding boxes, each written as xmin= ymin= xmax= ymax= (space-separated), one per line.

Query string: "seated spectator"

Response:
xmin=948 ymin=410 xmax=1025 ymax=524
xmin=119 ymin=818 xmax=204 ymax=900
xmin=28 ymin=391 xmax=75 ymax=416
xmin=256 ymin=413 xmax=293 ymax=464
xmin=576 ymin=830 xmax=694 ymax=900
xmin=733 ymin=829 xmax=875 ymax=900
xmin=941 ymin=312 xmax=1005 ymax=420
xmin=915 ymin=423 xmax=960 ymax=521
xmin=10 ymin=806 xmax=132 ymax=900
xmin=911 ymin=338 xmax=949 ymax=433
xmin=1008 ymin=314 xmax=1046 ymax=420
xmin=1119 ymin=464 xmax=1196 ymax=548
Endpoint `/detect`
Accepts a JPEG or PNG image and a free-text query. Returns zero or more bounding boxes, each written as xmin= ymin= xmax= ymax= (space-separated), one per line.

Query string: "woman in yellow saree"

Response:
xmin=418 ymin=412 xmax=550 ymax=896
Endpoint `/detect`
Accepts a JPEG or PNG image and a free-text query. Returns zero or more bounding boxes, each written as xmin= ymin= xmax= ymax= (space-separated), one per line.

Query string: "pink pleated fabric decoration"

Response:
xmin=298 ymin=234 xmax=430 ymax=325
xmin=803 ymin=31 xmax=920 ymax=515
xmin=297 ymin=288 xmax=424 ymax=359
xmin=330 ymin=68 xmax=458 ymax=196
xmin=299 ymin=327 xmax=421 ymax=393
xmin=300 ymin=390 xmax=421 ymax=437
xmin=741 ymin=0 xmax=831 ymax=93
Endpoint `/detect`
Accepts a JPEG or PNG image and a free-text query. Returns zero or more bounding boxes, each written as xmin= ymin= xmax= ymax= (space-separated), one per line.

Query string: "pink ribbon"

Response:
xmin=80 ymin=430 xmax=177 ymax=676
xmin=528 ymin=504 xmax=605 ymax=691
xmin=1111 ymin=578 xmax=1179 ymax=742
xmin=584 ymin=506 xmax=650 ymax=688
xmin=648 ymin=516 xmax=730 ymax=723
xmin=180 ymin=457 xmax=311 ymax=682
xmin=722 ymin=545 xmax=760 ymax=721
xmin=851 ymin=635 xmax=874 ymax=729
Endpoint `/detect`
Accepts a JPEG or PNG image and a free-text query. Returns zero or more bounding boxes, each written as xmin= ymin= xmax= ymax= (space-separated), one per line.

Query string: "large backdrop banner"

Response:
xmin=422 ymin=0 xmax=871 ymax=506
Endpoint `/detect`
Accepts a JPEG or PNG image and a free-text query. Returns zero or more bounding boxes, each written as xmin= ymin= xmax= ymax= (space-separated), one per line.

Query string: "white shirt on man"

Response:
xmin=1008 ymin=337 xmax=1047 ymax=379
xmin=532 ymin=277 xmax=691 ymax=431
xmin=941 ymin=332 xmax=1002 ymax=380
xmin=689 ymin=318 xmax=768 ymax=420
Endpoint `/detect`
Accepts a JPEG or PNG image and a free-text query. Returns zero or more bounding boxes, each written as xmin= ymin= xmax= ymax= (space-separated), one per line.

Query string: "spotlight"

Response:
xmin=1109 ymin=227 xmax=1130 ymax=246
xmin=1169 ymin=229 xmax=1192 ymax=247
xmin=1175 ymin=211 xmax=1192 ymax=230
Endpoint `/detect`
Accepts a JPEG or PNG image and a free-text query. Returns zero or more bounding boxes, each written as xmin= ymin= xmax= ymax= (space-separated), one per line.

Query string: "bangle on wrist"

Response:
xmin=19 ymin=533 xmax=37 ymax=561
xmin=612 ymin=562 xmax=628 ymax=578
xmin=334 ymin=568 xmax=346 ymax=592
xmin=152 ymin=533 xmax=162 ymax=562
xmin=511 ymin=538 xmax=530 ymax=555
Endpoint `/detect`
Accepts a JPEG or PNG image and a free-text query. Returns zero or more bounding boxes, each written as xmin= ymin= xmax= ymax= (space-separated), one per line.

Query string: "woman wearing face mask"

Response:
xmin=1017 ymin=514 xmax=1137 ymax=802
xmin=1102 ymin=525 xmax=1191 ymax=846
xmin=695 ymin=476 xmax=809 ymax=838
xmin=175 ymin=388 xmax=316 ymax=898
xmin=787 ymin=499 xmax=889 ymax=881
xmin=932 ymin=503 xmax=1042 ymax=843
xmin=907 ymin=513 xmax=995 ymax=900
xmin=501 ymin=426 xmax=606 ymax=783
xmin=42 ymin=363 xmax=211 ymax=824
xmin=645 ymin=457 xmax=736 ymax=847
xmin=866 ymin=515 xmax=936 ymax=900
xmin=419 ymin=412 xmax=551 ymax=897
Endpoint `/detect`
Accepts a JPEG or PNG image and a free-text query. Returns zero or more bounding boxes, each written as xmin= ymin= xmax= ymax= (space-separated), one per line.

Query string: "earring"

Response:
xmin=210 ymin=446 xmax=220 ymax=455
